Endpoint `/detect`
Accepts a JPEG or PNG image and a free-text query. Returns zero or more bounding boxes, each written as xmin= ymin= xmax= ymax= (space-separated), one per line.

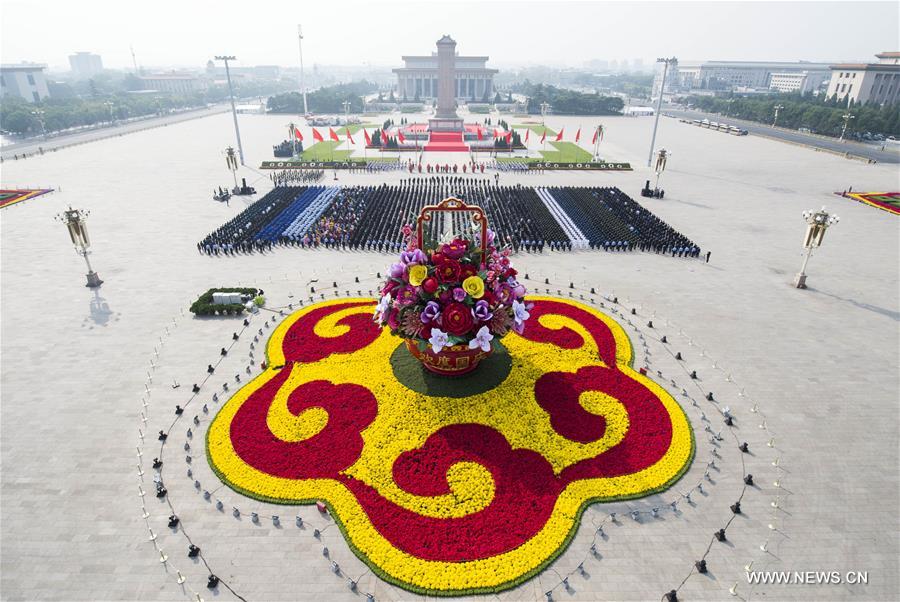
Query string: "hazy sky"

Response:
xmin=2 ymin=0 xmax=897 ymax=71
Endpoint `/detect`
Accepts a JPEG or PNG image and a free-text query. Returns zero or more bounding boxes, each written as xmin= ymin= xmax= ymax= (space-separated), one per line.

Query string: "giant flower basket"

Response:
xmin=374 ymin=198 xmax=529 ymax=376
xmin=206 ymin=200 xmax=695 ymax=596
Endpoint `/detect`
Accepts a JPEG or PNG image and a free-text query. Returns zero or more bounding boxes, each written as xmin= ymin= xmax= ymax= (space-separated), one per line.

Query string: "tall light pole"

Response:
xmin=215 ymin=55 xmax=245 ymax=165
xmin=794 ymin=207 xmax=839 ymax=289
xmin=772 ymin=104 xmax=784 ymax=128
xmin=55 ymin=207 xmax=103 ymax=287
xmin=225 ymin=146 xmax=239 ymax=191
xmin=297 ymin=25 xmax=309 ymax=116
xmin=839 ymin=112 xmax=855 ymax=142
xmin=31 ymin=108 xmax=47 ymax=139
xmin=648 ymin=57 xmax=676 ymax=167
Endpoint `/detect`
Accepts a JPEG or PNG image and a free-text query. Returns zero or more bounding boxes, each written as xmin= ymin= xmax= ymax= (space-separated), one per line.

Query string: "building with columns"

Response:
xmin=393 ymin=38 xmax=498 ymax=103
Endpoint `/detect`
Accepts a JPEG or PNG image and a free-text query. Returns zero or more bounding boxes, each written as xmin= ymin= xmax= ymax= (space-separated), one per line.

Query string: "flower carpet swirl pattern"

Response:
xmin=206 ymin=296 xmax=694 ymax=595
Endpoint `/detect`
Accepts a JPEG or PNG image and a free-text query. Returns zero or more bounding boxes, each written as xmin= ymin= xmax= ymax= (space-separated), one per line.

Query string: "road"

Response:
xmin=663 ymin=107 xmax=900 ymax=164
xmin=0 ymin=104 xmax=231 ymax=161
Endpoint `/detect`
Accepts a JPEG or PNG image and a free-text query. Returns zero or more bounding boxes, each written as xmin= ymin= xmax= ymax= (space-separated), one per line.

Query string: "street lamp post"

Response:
xmin=215 ymin=55 xmax=245 ymax=165
xmin=839 ymin=112 xmax=855 ymax=142
xmin=56 ymin=207 xmax=103 ymax=287
xmin=653 ymin=148 xmax=669 ymax=191
xmin=225 ymin=146 xmax=239 ymax=191
xmin=648 ymin=57 xmax=676 ymax=167
xmin=794 ymin=206 xmax=839 ymax=289
xmin=287 ymin=121 xmax=298 ymax=158
xmin=31 ymin=108 xmax=47 ymax=139
xmin=772 ymin=104 xmax=784 ymax=128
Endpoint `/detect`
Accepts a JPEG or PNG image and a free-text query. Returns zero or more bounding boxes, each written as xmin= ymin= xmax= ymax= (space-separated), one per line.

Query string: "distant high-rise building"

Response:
xmin=68 ymin=52 xmax=103 ymax=78
xmin=826 ymin=52 xmax=900 ymax=106
xmin=0 ymin=63 xmax=50 ymax=103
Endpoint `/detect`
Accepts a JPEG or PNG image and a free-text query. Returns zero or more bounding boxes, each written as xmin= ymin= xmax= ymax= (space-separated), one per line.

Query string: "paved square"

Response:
xmin=1 ymin=111 xmax=897 ymax=601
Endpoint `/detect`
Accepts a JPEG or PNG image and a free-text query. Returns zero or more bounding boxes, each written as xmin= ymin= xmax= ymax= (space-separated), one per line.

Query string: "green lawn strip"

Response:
xmin=298 ymin=141 xmax=353 ymax=161
xmin=539 ymin=141 xmax=592 ymax=162
xmin=512 ymin=124 xmax=558 ymax=136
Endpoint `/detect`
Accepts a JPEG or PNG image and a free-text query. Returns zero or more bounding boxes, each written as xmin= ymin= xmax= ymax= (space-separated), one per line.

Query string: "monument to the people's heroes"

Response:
xmin=428 ymin=35 xmax=465 ymax=132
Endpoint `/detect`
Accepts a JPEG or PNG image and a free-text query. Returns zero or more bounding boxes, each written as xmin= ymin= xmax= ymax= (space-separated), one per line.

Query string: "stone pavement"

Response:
xmin=1 ymin=110 xmax=897 ymax=601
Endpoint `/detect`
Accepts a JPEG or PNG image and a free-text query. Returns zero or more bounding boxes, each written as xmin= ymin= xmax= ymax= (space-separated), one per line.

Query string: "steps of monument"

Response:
xmin=424 ymin=131 xmax=469 ymax=152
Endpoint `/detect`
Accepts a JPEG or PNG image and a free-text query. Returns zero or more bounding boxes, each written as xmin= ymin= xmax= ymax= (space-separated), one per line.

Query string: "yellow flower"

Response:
xmin=408 ymin=264 xmax=427 ymax=286
xmin=462 ymin=275 xmax=485 ymax=299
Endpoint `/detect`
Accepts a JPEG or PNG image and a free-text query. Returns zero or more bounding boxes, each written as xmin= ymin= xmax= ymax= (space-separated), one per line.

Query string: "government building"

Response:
xmin=826 ymin=52 xmax=900 ymax=106
xmin=393 ymin=40 xmax=498 ymax=102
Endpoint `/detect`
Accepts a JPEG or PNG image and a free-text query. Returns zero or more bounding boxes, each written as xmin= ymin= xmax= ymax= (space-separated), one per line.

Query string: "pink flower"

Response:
xmin=395 ymin=286 xmax=418 ymax=307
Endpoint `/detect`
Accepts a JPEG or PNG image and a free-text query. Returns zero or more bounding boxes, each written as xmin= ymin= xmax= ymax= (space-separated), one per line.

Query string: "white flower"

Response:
xmin=374 ymin=294 xmax=391 ymax=321
xmin=512 ymin=299 xmax=531 ymax=325
xmin=428 ymin=328 xmax=450 ymax=354
xmin=468 ymin=325 xmax=494 ymax=352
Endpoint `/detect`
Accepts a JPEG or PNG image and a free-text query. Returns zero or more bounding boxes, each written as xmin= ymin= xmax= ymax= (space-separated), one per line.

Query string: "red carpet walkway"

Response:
xmin=424 ymin=131 xmax=469 ymax=152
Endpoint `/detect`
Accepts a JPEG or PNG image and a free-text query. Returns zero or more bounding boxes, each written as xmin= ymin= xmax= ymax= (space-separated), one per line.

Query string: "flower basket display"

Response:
xmin=374 ymin=198 xmax=530 ymax=376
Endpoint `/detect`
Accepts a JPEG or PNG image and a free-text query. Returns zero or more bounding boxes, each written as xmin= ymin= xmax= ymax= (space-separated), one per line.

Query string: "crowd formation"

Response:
xmin=269 ymin=170 xmax=324 ymax=187
xmin=197 ymin=179 xmax=698 ymax=257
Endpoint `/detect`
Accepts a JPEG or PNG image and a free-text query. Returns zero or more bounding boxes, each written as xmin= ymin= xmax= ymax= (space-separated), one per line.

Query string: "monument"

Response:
xmin=429 ymin=35 xmax=465 ymax=132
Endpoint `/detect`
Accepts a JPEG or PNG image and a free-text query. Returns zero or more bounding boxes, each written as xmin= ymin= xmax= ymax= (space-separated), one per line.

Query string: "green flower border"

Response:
xmin=205 ymin=301 xmax=696 ymax=597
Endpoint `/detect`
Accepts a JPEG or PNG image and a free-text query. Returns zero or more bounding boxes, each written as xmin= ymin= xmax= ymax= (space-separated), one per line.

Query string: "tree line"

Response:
xmin=2 ymin=75 xmax=292 ymax=137
xmin=511 ymin=81 xmax=625 ymax=115
xmin=683 ymin=93 xmax=900 ymax=138
xmin=266 ymin=81 xmax=378 ymax=114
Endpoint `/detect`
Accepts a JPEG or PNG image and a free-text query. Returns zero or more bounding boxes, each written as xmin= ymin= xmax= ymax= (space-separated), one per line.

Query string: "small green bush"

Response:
xmin=189 ymin=287 xmax=259 ymax=316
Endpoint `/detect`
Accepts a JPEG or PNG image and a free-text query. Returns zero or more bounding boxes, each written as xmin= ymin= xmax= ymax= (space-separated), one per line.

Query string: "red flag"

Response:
xmin=478 ymin=128 xmax=484 ymax=141
xmin=398 ymin=130 xmax=406 ymax=144
xmin=555 ymin=128 xmax=564 ymax=142
xmin=329 ymin=127 xmax=340 ymax=142
xmin=505 ymin=131 xmax=512 ymax=145
xmin=591 ymin=127 xmax=598 ymax=145
xmin=312 ymin=128 xmax=324 ymax=142
xmin=540 ymin=130 xmax=546 ymax=144
xmin=294 ymin=127 xmax=303 ymax=141
xmin=575 ymin=127 xmax=581 ymax=142
xmin=380 ymin=129 xmax=388 ymax=145
xmin=524 ymin=129 xmax=529 ymax=143
xmin=364 ymin=129 xmax=372 ymax=146
xmin=345 ymin=127 xmax=355 ymax=144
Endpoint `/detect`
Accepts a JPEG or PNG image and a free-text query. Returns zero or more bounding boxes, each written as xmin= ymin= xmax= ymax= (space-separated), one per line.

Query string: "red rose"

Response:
xmin=422 ymin=277 xmax=438 ymax=294
xmin=443 ymin=302 xmax=474 ymax=336
xmin=460 ymin=263 xmax=477 ymax=279
xmin=431 ymin=252 xmax=446 ymax=265
xmin=382 ymin=280 xmax=400 ymax=297
xmin=481 ymin=289 xmax=496 ymax=305
xmin=435 ymin=259 xmax=461 ymax=284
